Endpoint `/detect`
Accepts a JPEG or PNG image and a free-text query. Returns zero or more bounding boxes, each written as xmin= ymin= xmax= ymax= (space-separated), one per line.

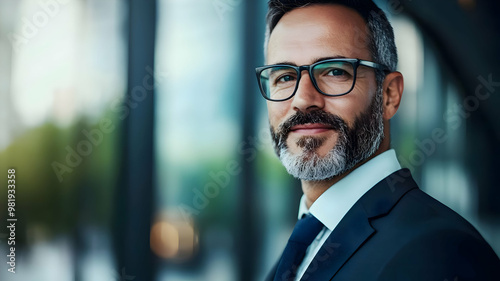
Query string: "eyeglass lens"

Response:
xmin=259 ymin=61 xmax=355 ymax=100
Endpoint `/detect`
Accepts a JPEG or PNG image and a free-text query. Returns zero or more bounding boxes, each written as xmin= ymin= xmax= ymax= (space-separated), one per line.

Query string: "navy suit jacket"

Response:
xmin=267 ymin=169 xmax=500 ymax=281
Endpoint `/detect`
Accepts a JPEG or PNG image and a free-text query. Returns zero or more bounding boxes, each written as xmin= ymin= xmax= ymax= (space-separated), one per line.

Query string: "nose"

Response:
xmin=290 ymin=70 xmax=325 ymax=113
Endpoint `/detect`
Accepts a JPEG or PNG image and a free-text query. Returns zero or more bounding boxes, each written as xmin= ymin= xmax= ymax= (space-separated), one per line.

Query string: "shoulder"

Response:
xmin=377 ymin=226 xmax=500 ymax=280
xmin=375 ymin=188 xmax=500 ymax=280
xmin=398 ymin=188 xmax=480 ymax=234
xmin=366 ymin=171 xmax=484 ymax=242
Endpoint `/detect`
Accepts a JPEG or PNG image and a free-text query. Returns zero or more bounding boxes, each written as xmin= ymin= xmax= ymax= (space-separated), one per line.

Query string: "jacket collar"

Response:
xmin=300 ymin=168 xmax=418 ymax=280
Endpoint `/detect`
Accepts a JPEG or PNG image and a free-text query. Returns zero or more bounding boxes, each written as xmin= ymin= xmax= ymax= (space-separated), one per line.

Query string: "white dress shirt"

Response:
xmin=294 ymin=149 xmax=401 ymax=281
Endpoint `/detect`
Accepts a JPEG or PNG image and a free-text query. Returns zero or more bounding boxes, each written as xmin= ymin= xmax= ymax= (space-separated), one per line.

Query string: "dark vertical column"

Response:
xmin=114 ymin=0 xmax=157 ymax=280
xmin=238 ymin=1 xmax=265 ymax=281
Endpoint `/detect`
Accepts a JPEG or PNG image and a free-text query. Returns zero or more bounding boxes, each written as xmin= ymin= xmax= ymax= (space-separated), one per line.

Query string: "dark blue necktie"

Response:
xmin=274 ymin=214 xmax=324 ymax=281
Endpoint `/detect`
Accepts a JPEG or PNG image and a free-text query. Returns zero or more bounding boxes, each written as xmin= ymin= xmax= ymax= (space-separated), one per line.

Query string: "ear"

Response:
xmin=382 ymin=71 xmax=404 ymax=120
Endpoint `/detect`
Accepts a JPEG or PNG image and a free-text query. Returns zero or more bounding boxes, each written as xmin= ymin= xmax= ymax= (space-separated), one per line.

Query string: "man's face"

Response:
xmin=266 ymin=4 xmax=384 ymax=181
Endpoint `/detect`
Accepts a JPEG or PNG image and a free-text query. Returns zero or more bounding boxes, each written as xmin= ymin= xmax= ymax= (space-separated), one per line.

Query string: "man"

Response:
xmin=255 ymin=0 xmax=500 ymax=280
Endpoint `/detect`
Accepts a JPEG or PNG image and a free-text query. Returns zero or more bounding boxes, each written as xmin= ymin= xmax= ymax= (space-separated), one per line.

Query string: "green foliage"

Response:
xmin=0 ymin=112 xmax=121 ymax=246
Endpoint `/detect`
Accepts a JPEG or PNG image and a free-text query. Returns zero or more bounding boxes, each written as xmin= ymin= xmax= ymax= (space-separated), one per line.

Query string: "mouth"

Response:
xmin=290 ymin=123 xmax=334 ymax=135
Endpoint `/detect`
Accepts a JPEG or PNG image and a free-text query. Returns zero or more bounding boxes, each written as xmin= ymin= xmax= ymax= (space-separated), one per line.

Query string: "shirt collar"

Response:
xmin=297 ymin=149 xmax=401 ymax=230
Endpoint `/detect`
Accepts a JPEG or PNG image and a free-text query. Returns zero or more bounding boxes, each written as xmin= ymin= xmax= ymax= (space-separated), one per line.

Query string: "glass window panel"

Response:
xmin=154 ymin=0 xmax=244 ymax=280
xmin=0 ymin=1 xmax=127 ymax=281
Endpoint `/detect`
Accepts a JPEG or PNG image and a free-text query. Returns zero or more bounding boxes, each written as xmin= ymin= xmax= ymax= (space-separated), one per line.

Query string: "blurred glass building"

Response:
xmin=0 ymin=0 xmax=499 ymax=281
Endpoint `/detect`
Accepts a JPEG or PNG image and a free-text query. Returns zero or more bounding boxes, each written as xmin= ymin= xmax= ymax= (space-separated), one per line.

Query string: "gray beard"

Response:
xmin=272 ymin=89 xmax=384 ymax=182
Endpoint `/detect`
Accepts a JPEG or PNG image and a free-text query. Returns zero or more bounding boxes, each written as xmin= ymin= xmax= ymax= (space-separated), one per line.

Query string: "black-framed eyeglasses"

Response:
xmin=255 ymin=58 xmax=389 ymax=102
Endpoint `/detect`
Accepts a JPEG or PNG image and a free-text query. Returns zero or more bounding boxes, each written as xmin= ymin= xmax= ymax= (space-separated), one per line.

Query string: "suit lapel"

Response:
xmin=300 ymin=202 xmax=373 ymax=280
xmin=300 ymin=169 xmax=418 ymax=280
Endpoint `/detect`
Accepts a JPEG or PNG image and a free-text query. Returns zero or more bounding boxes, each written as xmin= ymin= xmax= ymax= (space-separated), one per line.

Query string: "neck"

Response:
xmin=301 ymin=140 xmax=390 ymax=209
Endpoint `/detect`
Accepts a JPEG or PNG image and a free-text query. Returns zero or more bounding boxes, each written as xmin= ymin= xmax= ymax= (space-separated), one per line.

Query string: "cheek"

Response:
xmin=324 ymin=81 xmax=375 ymax=125
xmin=267 ymin=101 xmax=291 ymax=127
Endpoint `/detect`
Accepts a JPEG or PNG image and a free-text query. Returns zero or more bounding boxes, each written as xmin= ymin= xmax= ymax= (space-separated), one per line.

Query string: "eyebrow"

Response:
xmin=270 ymin=55 xmax=348 ymax=66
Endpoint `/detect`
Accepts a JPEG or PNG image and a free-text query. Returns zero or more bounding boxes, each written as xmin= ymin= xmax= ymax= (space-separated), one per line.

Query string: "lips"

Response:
xmin=290 ymin=123 xmax=334 ymax=134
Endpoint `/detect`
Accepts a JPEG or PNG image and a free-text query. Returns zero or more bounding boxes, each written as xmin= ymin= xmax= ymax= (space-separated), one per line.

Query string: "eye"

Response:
xmin=277 ymin=75 xmax=296 ymax=83
xmin=326 ymin=68 xmax=347 ymax=76
xmin=266 ymin=67 xmax=297 ymax=87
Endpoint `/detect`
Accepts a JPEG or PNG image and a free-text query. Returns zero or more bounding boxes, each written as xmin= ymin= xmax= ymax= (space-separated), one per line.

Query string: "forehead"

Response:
xmin=267 ymin=4 xmax=371 ymax=64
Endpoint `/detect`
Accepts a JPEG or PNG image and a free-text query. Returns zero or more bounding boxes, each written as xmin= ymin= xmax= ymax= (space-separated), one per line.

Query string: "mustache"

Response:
xmin=276 ymin=110 xmax=347 ymax=137
xmin=270 ymin=110 xmax=349 ymax=155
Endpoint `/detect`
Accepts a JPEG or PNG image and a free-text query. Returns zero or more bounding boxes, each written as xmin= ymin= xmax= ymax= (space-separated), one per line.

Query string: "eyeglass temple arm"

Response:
xmin=359 ymin=60 xmax=390 ymax=71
